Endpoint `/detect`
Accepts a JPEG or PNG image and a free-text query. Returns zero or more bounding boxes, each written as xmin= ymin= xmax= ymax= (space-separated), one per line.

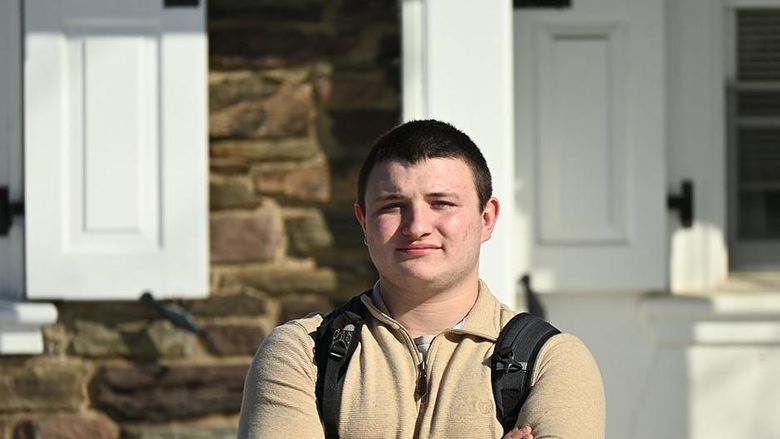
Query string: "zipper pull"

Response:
xmin=414 ymin=361 xmax=428 ymax=401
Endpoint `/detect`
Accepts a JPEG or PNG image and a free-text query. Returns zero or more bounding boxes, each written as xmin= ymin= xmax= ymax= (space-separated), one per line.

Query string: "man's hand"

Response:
xmin=502 ymin=425 xmax=534 ymax=439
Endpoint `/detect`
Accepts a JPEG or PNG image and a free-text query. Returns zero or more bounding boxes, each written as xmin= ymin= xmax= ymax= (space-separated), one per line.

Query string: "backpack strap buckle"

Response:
xmin=493 ymin=346 xmax=528 ymax=373
xmin=329 ymin=323 xmax=356 ymax=359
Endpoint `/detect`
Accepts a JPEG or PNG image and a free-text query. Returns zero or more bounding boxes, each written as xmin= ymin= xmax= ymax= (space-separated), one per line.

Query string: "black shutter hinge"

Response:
xmin=164 ymin=0 xmax=199 ymax=8
xmin=514 ymin=0 xmax=572 ymax=8
xmin=0 ymin=187 xmax=24 ymax=236
xmin=668 ymin=180 xmax=694 ymax=228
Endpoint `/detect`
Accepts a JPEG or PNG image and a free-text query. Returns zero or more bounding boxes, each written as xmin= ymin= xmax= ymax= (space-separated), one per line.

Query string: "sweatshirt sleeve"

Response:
xmin=515 ymin=333 xmax=606 ymax=439
xmin=237 ymin=320 xmax=326 ymax=439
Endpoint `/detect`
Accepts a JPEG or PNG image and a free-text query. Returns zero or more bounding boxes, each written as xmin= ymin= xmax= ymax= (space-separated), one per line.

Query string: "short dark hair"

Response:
xmin=357 ymin=119 xmax=493 ymax=212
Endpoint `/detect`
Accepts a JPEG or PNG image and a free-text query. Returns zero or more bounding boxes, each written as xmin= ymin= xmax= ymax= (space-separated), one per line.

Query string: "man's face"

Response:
xmin=355 ymin=157 xmax=499 ymax=293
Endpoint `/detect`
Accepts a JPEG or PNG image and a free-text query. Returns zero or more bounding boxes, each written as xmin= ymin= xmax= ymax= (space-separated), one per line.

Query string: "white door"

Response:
xmin=0 ymin=0 xmax=24 ymax=301
xmin=24 ymin=0 xmax=208 ymax=299
xmin=514 ymin=0 xmax=666 ymax=292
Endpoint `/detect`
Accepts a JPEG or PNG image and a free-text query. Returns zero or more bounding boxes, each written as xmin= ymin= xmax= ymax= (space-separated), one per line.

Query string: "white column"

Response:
xmin=401 ymin=0 xmax=517 ymax=308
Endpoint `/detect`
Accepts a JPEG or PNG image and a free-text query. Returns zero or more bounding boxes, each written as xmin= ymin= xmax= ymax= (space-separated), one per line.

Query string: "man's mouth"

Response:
xmin=396 ymin=244 xmax=441 ymax=256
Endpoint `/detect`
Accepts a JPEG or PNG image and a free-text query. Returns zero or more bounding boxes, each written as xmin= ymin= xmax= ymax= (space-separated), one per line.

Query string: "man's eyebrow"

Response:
xmin=372 ymin=193 xmax=405 ymax=203
xmin=371 ymin=192 xmax=460 ymax=203
xmin=426 ymin=192 xmax=460 ymax=199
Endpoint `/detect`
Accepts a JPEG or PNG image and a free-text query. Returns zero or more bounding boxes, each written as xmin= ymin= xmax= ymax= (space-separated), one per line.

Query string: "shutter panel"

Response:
xmin=24 ymin=0 xmax=207 ymax=299
xmin=514 ymin=0 xmax=666 ymax=292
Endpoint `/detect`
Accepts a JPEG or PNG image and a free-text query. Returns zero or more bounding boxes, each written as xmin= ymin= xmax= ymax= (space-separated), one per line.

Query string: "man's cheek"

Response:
xmin=373 ymin=222 xmax=400 ymax=240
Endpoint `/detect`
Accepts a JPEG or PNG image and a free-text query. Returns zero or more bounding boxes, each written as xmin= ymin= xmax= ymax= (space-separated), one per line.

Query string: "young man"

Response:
xmin=238 ymin=120 xmax=605 ymax=438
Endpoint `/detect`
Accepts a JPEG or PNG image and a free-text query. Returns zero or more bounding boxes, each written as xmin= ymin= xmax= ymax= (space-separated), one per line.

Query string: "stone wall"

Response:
xmin=0 ymin=1 xmax=399 ymax=437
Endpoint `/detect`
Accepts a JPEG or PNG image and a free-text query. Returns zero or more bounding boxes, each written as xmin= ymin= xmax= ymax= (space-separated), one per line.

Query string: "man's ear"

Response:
xmin=354 ymin=202 xmax=367 ymax=234
xmin=480 ymin=197 xmax=500 ymax=243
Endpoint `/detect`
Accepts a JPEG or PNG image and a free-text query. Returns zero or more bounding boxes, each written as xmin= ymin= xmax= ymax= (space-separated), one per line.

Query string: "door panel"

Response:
xmin=515 ymin=0 xmax=666 ymax=292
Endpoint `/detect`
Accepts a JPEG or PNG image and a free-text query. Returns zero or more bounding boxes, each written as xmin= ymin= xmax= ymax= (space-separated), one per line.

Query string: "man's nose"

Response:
xmin=401 ymin=204 xmax=432 ymax=239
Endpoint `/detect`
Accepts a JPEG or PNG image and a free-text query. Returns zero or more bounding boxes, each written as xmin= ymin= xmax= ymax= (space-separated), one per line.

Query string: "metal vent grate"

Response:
xmin=737 ymin=89 xmax=780 ymax=116
xmin=738 ymin=9 xmax=780 ymax=81
xmin=734 ymin=9 xmax=780 ymax=239
xmin=738 ymin=128 xmax=780 ymax=185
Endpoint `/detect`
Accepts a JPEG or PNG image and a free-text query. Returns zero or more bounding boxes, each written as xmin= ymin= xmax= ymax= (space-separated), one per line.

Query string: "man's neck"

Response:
xmin=378 ymin=277 xmax=480 ymax=338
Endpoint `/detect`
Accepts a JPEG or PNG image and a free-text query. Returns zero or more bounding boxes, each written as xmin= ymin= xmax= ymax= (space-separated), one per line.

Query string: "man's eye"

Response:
xmin=431 ymin=200 xmax=454 ymax=208
xmin=378 ymin=203 xmax=402 ymax=212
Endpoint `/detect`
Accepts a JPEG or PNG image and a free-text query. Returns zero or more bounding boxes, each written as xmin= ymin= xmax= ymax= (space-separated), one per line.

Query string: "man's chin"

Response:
xmin=384 ymin=269 xmax=452 ymax=291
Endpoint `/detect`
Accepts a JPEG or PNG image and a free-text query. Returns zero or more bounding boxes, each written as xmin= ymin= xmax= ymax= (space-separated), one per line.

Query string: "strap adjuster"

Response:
xmin=329 ymin=323 xmax=356 ymax=359
xmin=494 ymin=346 xmax=528 ymax=373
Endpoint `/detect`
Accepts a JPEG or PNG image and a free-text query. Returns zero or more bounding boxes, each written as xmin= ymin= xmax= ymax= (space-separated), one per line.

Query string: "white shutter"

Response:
xmin=24 ymin=0 xmax=208 ymax=299
xmin=514 ymin=0 xmax=666 ymax=292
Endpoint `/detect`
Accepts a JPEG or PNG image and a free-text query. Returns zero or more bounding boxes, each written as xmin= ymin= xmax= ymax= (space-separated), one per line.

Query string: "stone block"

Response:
xmin=41 ymin=324 xmax=69 ymax=356
xmin=183 ymin=292 xmax=267 ymax=317
xmin=57 ymin=302 xmax=157 ymax=324
xmin=121 ymin=423 xmax=237 ymax=439
xmin=329 ymin=109 xmax=399 ymax=150
xmin=69 ymin=320 xmax=198 ymax=359
xmin=209 ymin=71 xmax=280 ymax=113
xmin=335 ymin=0 xmax=398 ymax=26
xmin=204 ymin=323 xmax=265 ymax=356
xmin=326 ymin=158 xmax=362 ymax=208
xmin=12 ymin=413 xmax=118 ymax=439
xmin=210 ymin=206 xmax=284 ymax=263
xmin=282 ymin=208 xmax=334 ymax=255
xmin=209 ymin=101 xmax=267 ymax=140
xmin=323 ymin=209 xmax=367 ymax=248
xmin=320 ymin=71 xmax=398 ymax=110
xmin=209 ymin=174 xmax=258 ymax=210
xmin=209 ymin=0 xmax=323 ymax=22
xmin=261 ymin=67 xmax=312 ymax=86
xmin=311 ymin=246 xmax=377 ymax=301
xmin=280 ymin=295 xmax=333 ymax=322
xmin=209 ymin=138 xmax=319 ymax=161
xmin=69 ymin=320 xmax=130 ymax=357
xmin=252 ymin=154 xmax=330 ymax=202
xmin=333 ymin=268 xmax=378 ymax=302
xmin=0 ymin=360 xmax=89 ymax=412
xmin=146 ymin=321 xmax=200 ymax=359
xmin=218 ymin=262 xmax=337 ymax=295
xmin=260 ymin=83 xmax=314 ymax=138
xmin=376 ymin=31 xmax=402 ymax=81
xmin=210 ymin=83 xmax=314 ymax=140
xmin=209 ymin=27 xmax=359 ymax=70
xmin=92 ymin=364 xmax=249 ymax=421
xmin=331 ymin=25 xmax=398 ymax=69
xmin=209 ymin=157 xmax=251 ymax=175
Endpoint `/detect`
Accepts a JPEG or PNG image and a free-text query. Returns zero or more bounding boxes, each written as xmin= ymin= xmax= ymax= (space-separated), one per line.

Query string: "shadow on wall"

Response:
xmin=207 ymin=0 xmax=401 ymax=320
xmin=541 ymin=292 xmax=689 ymax=439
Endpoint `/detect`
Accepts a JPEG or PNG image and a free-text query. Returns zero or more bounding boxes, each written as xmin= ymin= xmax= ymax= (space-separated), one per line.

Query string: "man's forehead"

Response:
xmin=370 ymin=157 xmax=471 ymax=175
xmin=366 ymin=158 xmax=476 ymax=193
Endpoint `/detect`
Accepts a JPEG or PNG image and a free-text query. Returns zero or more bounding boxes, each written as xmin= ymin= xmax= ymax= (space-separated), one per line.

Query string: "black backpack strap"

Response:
xmin=312 ymin=292 xmax=370 ymax=439
xmin=491 ymin=312 xmax=560 ymax=434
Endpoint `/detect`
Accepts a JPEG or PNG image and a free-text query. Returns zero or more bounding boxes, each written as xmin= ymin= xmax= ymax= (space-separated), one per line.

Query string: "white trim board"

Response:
xmin=0 ymin=301 xmax=58 ymax=354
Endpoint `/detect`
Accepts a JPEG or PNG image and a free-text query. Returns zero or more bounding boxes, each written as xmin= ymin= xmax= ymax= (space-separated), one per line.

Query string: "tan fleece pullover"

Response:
xmin=238 ymin=282 xmax=605 ymax=438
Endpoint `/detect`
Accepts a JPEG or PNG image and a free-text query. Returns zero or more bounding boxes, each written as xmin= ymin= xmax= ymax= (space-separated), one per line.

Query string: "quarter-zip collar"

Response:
xmin=359 ymin=279 xmax=503 ymax=342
